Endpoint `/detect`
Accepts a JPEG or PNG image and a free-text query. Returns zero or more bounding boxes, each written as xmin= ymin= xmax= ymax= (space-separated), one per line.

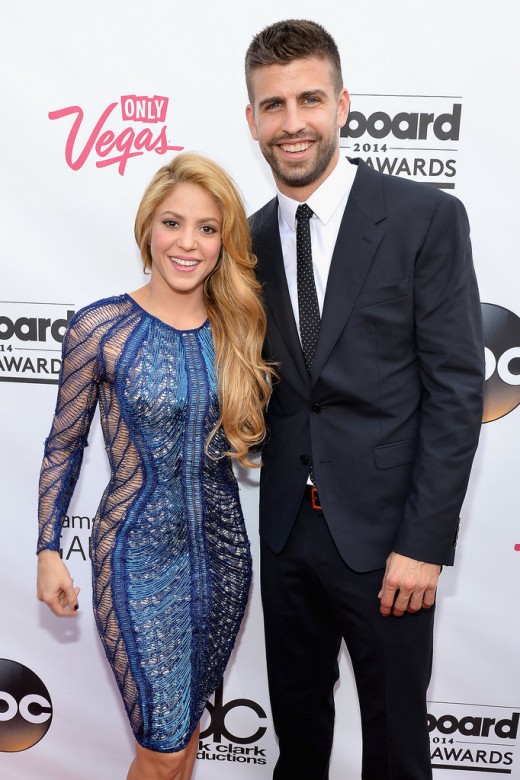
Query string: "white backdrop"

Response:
xmin=1 ymin=1 xmax=519 ymax=778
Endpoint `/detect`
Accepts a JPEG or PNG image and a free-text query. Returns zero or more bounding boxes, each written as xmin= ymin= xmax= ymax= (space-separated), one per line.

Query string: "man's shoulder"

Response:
xmin=248 ymin=196 xmax=278 ymax=237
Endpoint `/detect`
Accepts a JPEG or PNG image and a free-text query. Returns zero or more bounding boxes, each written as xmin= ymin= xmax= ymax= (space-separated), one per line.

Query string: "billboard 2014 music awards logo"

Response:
xmin=0 ymin=301 xmax=74 ymax=384
xmin=49 ymin=94 xmax=184 ymax=175
xmin=341 ymin=94 xmax=461 ymax=189
xmin=0 ymin=659 xmax=53 ymax=752
xmin=428 ymin=701 xmax=519 ymax=774
xmin=197 ymin=682 xmax=268 ymax=766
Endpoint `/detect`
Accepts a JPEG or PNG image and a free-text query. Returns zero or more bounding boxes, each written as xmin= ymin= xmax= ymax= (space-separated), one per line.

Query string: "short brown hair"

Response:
xmin=245 ymin=19 xmax=343 ymax=100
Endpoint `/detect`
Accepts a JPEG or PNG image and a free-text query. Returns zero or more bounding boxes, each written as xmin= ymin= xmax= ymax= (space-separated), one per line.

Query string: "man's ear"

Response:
xmin=246 ymin=104 xmax=259 ymax=140
xmin=337 ymin=88 xmax=350 ymax=129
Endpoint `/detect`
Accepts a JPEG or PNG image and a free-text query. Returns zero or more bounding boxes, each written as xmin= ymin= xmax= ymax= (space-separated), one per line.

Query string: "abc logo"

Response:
xmin=482 ymin=303 xmax=520 ymax=423
xmin=0 ymin=659 xmax=53 ymax=752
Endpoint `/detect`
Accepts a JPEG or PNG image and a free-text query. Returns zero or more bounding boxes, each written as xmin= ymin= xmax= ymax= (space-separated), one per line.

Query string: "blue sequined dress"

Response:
xmin=37 ymin=294 xmax=252 ymax=752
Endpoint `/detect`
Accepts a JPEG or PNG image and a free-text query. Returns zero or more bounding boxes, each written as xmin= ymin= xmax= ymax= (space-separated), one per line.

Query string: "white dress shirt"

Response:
xmin=276 ymin=155 xmax=358 ymax=334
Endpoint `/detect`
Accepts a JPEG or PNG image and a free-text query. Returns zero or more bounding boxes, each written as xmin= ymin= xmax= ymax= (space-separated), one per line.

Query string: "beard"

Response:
xmin=259 ymin=132 xmax=338 ymax=189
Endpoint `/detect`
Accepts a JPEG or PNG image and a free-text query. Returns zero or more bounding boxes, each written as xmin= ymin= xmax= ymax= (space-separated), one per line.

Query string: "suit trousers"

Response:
xmin=260 ymin=496 xmax=435 ymax=780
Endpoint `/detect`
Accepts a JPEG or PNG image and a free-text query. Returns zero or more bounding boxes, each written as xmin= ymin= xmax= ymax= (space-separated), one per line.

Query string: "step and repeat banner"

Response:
xmin=1 ymin=2 xmax=518 ymax=778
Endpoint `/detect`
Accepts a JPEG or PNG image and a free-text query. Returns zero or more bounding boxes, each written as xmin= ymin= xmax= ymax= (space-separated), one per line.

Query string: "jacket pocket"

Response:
xmin=374 ymin=438 xmax=416 ymax=469
xmin=355 ymin=279 xmax=409 ymax=309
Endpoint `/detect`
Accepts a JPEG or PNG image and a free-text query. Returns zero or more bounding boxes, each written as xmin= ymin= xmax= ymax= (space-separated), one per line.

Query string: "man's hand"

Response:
xmin=37 ymin=549 xmax=80 ymax=617
xmin=378 ymin=552 xmax=441 ymax=617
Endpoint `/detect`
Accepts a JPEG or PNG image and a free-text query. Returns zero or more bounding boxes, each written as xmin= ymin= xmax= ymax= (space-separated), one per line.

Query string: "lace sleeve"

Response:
xmin=37 ymin=308 xmax=102 ymax=553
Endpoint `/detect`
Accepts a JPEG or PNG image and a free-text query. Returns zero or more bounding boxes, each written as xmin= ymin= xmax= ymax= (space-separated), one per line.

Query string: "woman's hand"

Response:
xmin=37 ymin=549 xmax=80 ymax=617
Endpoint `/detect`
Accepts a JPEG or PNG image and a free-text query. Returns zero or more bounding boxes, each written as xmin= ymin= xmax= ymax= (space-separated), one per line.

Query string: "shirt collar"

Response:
xmin=277 ymin=155 xmax=357 ymax=231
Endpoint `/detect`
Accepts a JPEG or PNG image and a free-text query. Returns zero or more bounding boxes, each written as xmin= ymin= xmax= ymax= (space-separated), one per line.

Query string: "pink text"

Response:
xmin=120 ymin=94 xmax=168 ymax=123
xmin=49 ymin=100 xmax=183 ymax=175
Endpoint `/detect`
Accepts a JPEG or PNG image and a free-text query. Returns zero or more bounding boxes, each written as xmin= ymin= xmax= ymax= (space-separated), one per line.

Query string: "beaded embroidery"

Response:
xmin=38 ymin=294 xmax=252 ymax=752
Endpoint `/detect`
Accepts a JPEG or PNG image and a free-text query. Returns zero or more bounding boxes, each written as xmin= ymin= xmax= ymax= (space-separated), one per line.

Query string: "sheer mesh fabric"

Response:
xmin=38 ymin=295 xmax=251 ymax=751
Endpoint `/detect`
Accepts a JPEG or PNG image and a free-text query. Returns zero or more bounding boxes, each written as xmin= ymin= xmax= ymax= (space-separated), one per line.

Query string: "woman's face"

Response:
xmin=149 ymin=182 xmax=222 ymax=300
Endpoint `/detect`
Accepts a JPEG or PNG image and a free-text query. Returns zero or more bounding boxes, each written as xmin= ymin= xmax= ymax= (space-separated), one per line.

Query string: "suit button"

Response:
xmin=311 ymin=403 xmax=321 ymax=414
xmin=300 ymin=455 xmax=310 ymax=465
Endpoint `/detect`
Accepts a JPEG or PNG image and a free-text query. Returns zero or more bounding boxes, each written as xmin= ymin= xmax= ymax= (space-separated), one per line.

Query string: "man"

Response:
xmin=244 ymin=19 xmax=484 ymax=780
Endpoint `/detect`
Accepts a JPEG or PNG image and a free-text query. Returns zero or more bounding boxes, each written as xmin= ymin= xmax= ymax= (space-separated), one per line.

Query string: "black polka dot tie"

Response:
xmin=296 ymin=203 xmax=320 ymax=371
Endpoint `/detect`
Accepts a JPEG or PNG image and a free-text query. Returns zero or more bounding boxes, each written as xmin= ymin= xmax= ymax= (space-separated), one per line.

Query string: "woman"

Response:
xmin=37 ymin=152 xmax=273 ymax=780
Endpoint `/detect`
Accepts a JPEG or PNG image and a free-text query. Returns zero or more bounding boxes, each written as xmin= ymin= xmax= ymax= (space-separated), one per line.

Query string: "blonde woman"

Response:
xmin=37 ymin=153 xmax=273 ymax=780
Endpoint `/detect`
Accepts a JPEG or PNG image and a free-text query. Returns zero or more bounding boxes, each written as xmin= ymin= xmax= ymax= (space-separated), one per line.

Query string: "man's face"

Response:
xmin=246 ymin=56 xmax=349 ymax=200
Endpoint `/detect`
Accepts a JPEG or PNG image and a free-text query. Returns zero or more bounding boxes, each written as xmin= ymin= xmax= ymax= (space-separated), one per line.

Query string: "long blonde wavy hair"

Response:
xmin=134 ymin=152 xmax=274 ymax=467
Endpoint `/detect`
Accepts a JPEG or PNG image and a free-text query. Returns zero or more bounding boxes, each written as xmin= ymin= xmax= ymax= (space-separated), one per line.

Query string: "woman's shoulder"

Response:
xmin=68 ymin=294 xmax=135 ymax=332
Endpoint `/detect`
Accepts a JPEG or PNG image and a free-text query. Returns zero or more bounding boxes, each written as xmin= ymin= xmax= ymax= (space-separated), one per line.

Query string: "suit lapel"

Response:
xmin=309 ymin=160 xmax=387 ymax=386
xmin=254 ymin=161 xmax=388 ymax=389
xmin=253 ymin=199 xmax=309 ymax=386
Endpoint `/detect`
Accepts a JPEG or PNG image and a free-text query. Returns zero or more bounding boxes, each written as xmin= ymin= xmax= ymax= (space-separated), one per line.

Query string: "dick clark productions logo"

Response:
xmin=0 ymin=659 xmax=53 ymax=752
xmin=49 ymin=94 xmax=183 ymax=175
xmin=197 ymin=682 xmax=268 ymax=766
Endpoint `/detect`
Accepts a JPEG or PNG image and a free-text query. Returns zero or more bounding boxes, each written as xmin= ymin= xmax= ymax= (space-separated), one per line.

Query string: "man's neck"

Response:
xmin=274 ymin=151 xmax=340 ymax=203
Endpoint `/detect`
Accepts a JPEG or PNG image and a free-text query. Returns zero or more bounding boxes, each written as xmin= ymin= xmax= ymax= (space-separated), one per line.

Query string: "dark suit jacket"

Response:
xmin=251 ymin=158 xmax=484 ymax=572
